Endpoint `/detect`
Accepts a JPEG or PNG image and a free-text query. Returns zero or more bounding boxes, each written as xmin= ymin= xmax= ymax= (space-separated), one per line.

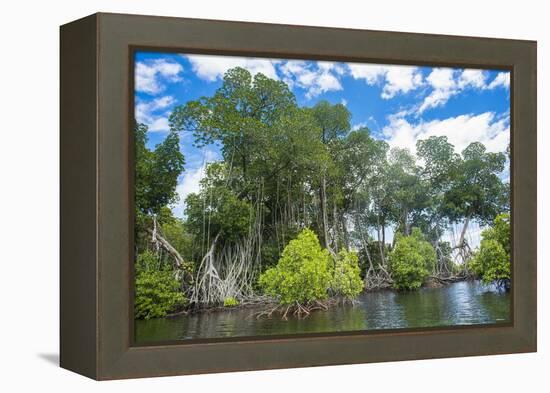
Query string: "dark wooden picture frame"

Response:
xmin=60 ymin=12 xmax=537 ymax=380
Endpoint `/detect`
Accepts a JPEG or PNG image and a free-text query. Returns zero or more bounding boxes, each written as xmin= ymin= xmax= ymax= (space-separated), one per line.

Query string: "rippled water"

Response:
xmin=134 ymin=280 xmax=510 ymax=344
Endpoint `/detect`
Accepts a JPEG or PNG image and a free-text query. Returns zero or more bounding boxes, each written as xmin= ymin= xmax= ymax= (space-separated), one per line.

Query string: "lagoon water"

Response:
xmin=135 ymin=280 xmax=510 ymax=343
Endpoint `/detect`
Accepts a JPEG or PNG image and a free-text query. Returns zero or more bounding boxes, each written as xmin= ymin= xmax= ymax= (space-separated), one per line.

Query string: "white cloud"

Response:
xmin=135 ymin=95 xmax=177 ymax=132
xmin=147 ymin=117 xmax=170 ymax=132
xmin=487 ymin=72 xmax=510 ymax=89
xmin=150 ymin=95 xmax=176 ymax=109
xmin=348 ymin=63 xmax=424 ymax=99
xmin=427 ymin=68 xmax=456 ymax=90
xmin=382 ymin=111 xmax=510 ymax=155
xmin=348 ymin=64 xmax=387 ymax=84
xmin=341 ymin=98 xmax=348 ymax=106
xmin=382 ymin=67 xmax=424 ymax=99
xmin=173 ymin=149 xmax=219 ymax=217
xmin=279 ymin=60 xmax=344 ymax=98
xmin=135 ymin=59 xmax=183 ymax=95
xmin=458 ymin=69 xmax=487 ymax=89
xmin=351 ymin=122 xmax=367 ymax=131
xmin=419 ymin=68 xmax=509 ymax=113
xmin=418 ymin=68 xmax=457 ymax=113
xmin=186 ymin=54 xmax=278 ymax=81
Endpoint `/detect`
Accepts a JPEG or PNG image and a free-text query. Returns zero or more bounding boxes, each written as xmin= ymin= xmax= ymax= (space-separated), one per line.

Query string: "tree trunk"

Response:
xmin=457 ymin=214 xmax=471 ymax=265
xmin=242 ymin=154 xmax=247 ymax=181
xmin=458 ymin=215 xmax=471 ymax=249
xmin=341 ymin=212 xmax=350 ymax=250
xmin=332 ymin=200 xmax=339 ymax=253
xmin=147 ymin=225 xmax=183 ymax=268
xmin=377 ymin=221 xmax=386 ymax=267
xmin=320 ymin=174 xmax=332 ymax=255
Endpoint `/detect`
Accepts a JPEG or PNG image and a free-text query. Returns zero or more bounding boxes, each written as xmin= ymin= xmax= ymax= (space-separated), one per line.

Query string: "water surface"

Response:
xmin=135 ymin=280 xmax=510 ymax=343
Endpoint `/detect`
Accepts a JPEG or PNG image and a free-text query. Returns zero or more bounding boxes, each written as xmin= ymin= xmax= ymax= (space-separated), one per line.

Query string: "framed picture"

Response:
xmin=60 ymin=12 xmax=537 ymax=380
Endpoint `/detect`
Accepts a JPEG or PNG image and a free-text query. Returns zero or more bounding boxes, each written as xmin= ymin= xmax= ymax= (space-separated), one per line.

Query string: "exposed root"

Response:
xmin=254 ymin=299 xmax=337 ymax=320
xmin=165 ymin=309 xmax=189 ymax=318
xmin=428 ymin=273 xmax=468 ymax=285
xmin=255 ymin=304 xmax=283 ymax=319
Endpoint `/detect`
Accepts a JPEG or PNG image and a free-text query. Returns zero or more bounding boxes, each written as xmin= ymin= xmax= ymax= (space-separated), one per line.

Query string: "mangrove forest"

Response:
xmin=133 ymin=65 xmax=511 ymax=340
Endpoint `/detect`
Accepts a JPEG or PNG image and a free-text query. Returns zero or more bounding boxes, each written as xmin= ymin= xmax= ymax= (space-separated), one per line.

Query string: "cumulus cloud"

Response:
xmin=186 ymin=54 xmax=279 ymax=81
xmin=135 ymin=95 xmax=177 ymax=132
xmin=487 ymin=72 xmax=510 ymax=89
xmin=147 ymin=118 xmax=170 ymax=132
xmin=135 ymin=59 xmax=183 ymax=95
xmin=382 ymin=111 xmax=510 ymax=155
xmin=185 ymin=55 xmax=346 ymax=98
xmin=348 ymin=63 xmax=424 ymax=99
xmin=419 ymin=68 xmax=510 ymax=113
xmin=279 ymin=60 xmax=344 ymax=98
xmin=418 ymin=68 xmax=458 ymax=113
xmin=382 ymin=67 xmax=424 ymax=99
xmin=458 ymin=69 xmax=487 ymax=89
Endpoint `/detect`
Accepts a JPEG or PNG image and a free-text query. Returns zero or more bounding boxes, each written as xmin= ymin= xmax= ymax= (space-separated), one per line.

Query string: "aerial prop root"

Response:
xmin=254 ymin=299 xmax=333 ymax=319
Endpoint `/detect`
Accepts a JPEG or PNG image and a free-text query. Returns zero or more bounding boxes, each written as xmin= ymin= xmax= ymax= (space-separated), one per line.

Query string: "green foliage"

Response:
xmin=170 ymin=67 xmax=298 ymax=183
xmin=223 ymin=297 xmax=239 ymax=307
xmin=331 ymin=250 xmax=363 ymax=299
xmin=170 ymin=67 xmax=330 ymax=254
xmin=136 ymin=250 xmax=163 ymax=272
xmin=357 ymin=240 xmax=391 ymax=277
xmin=469 ymin=214 xmax=511 ymax=285
xmin=483 ymin=213 xmax=511 ymax=255
xmin=135 ymin=271 xmax=186 ymax=319
xmin=161 ymin=218 xmax=194 ymax=263
xmin=185 ymin=170 xmax=254 ymax=242
xmin=134 ymin=251 xmax=186 ymax=319
xmin=436 ymin=241 xmax=458 ymax=272
xmin=386 ymin=148 xmax=430 ymax=236
xmin=417 ymin=136 xmax=460 ymax=190
xmin=259 ymin=229 xmax=332 ymax=305
xmin=135 ymin=122 xmax=185 ymax=215
xmin=260 ymin=225 xmax=302 ymax=270
xmin=333 ymin=128 xmax=390 ymax=223
xmin=443 ymin=142 xmax=508 ymax=226
xmin=310 ymin=100 xmax=351 ymax=144
xmin=469 ymin=240 xmax=509 ymax=285
xmin=388 ymin=228 xmax=436 ymax=290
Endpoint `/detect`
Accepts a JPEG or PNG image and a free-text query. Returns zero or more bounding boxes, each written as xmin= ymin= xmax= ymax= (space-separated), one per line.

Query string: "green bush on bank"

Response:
xmin=134 ymin=251 xmax=187 ymax=319
xmin=388 ymin=228 xmax=436 ymax=290
xmin=223 ymin=297 xmax=239 ymax=307
xmin=331 ymin=250 xmax=363 ymax=299
xmin=259 ymin=228 xmax=332 ymax=305
xmin=469 ymin=213 xmax=510 ymax=286
xmin=259 ymin=229 xmax=364 ymax=305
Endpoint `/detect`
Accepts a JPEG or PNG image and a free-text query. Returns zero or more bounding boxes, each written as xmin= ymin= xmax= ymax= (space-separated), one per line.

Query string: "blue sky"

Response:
xmin=134 ymin=51 xmax=510 ymax=220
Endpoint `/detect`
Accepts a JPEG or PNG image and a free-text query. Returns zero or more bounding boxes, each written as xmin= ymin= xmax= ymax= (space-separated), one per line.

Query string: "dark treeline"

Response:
xmin=134 ymin=67 xmax=510 ymax=320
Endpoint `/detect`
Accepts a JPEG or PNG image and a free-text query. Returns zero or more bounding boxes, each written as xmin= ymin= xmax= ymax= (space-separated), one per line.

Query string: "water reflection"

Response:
xmin=135 ymin=280 xmax=510 ymax=343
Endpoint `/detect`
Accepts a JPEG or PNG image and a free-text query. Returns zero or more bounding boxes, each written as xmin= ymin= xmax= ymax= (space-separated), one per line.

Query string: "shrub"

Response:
xmin=469 ymin=213 xmax=510 ymax=286
xmin=136 ymin=249 xmax=162 ymax=272
xmin=469 ymin=239 xmax=509 ymax=285
xmin=331 ymin=250 xmax=363 ymax=299
xmin=259 ymin=228 xmax=332 ymax=305
xmin=223 ymin=297 xmax=239 ymax=307
xmin=134 ymin=251 xmax=186 ymax=319
xmin=388 ymin=228 xmax=436 ymax=290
